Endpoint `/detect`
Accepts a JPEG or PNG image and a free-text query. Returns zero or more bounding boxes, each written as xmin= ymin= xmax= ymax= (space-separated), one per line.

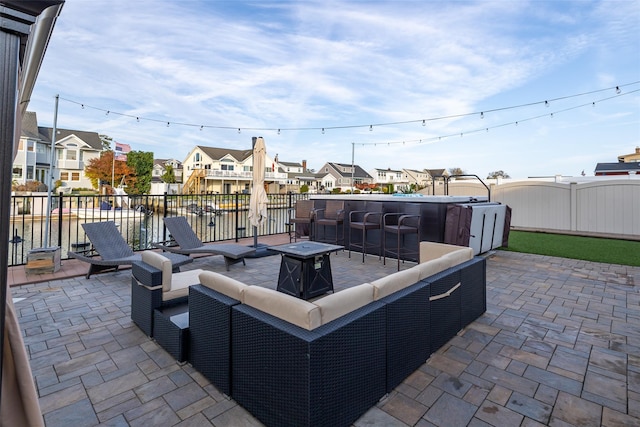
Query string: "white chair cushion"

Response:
xmin=162 ymin=269 xmax=203 ymax=301
xmin=314 ymin=284 xmax=374 ymax=324
xmin=199 ymin=271 xmax=247 ymax=300
xmin=241 ymin=286 xmax=321 ymax=330
xmin=371 ymin=267 xmax=421 ymax=300
xmin=142 ymin=251 xmax=173 ymax=292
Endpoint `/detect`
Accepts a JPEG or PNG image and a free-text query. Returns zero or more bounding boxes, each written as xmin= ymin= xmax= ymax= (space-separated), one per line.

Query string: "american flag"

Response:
xmin=114 ymin=142 xmax=131 ymax=161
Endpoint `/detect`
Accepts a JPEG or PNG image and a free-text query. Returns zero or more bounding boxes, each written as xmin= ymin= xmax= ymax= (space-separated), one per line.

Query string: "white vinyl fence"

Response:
xmin=432 ymin=177 xmax=640 ymax=240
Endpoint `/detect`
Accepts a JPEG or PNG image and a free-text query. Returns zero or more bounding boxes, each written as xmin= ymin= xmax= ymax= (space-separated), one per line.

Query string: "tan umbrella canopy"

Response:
xmin=248 ymin=137 xmax=269 ymax=230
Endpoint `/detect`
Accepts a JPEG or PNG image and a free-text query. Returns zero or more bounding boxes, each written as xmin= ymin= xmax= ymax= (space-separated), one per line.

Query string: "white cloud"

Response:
xmin=27 ymin=0 xmax=640 ymax=179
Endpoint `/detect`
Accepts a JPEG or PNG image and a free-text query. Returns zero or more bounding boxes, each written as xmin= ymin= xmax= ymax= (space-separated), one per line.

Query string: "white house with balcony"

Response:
xmin=16 ymin=111 xmax=102 ymax=190
xmin=181 ymin=145 xmax=287 ymax=194
xmin=369 ymin=167 xmax=410 ymax=192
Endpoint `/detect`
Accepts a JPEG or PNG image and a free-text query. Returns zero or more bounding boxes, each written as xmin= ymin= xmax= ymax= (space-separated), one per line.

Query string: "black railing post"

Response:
xmin=234 ymin=191 xmax=240 ymax=242
xmin=57 ymin=192 xmax=63 ymax=247
xmin=163 ymin=192 xmax=168 ymax=242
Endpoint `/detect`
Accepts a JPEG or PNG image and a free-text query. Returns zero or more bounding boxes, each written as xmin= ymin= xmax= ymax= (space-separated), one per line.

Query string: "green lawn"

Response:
xmin=501 ymin=230 xmax=640 ymax=267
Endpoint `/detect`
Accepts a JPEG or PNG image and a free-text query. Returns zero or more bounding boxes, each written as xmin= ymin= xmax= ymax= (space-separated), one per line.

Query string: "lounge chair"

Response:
xmin=68 ymin=221 xmax=192 ymax=278
xmin=153 ymin=216 xmax=255 ymax=270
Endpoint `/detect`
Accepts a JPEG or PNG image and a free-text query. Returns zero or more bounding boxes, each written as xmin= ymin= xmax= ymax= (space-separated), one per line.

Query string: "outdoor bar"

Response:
xmin=309 ymin=194 xmax=500 ymax=260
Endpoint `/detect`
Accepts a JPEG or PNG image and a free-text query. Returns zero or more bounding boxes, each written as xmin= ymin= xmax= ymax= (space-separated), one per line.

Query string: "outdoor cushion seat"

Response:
xmin=189 ymin=271 xmax=249 ymax=396
xmin=232 ymin=285 xmax=386 ymax=427
xmin=130 ymin=251 xmax=203 ymax=337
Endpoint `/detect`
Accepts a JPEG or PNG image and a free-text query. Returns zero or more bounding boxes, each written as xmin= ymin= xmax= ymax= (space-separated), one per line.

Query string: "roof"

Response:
xmin=21 ymin=111 xmax=103 ymax=150
xmin=198 ymin=145 xmax=253 ymax=162
xmin=326 ymin=162 xmax=373 ymax=179
xmin=21 ymin=111 xmax=41 ymax=139
xmin=279 ymin=161 xmax=303 ymax=168
xmin=426 ymin=169 xmax=448 ymax=177
xmin=372 ymin=167 xmax=403 ymax=174
xmin=594 ymin=162 xmax=640 ymax=174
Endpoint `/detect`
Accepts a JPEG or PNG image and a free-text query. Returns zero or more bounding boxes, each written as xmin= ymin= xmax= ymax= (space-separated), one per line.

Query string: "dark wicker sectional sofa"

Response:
xmin=131 ymin=242 xmax=486 ymax=427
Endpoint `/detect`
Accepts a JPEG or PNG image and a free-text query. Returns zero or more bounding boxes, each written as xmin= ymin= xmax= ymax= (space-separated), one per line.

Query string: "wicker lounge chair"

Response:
xmin=153 ymin=216 xmax=255 ymax=270
xmin=68 ymin=221 xmax=192 ymax=278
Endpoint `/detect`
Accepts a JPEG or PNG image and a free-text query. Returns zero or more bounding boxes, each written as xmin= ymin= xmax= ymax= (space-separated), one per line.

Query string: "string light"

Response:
xmin=57 ymin=82 xmax=639 ymax=137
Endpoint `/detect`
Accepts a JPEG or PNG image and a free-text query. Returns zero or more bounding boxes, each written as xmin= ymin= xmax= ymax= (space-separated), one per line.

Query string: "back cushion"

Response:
xmin=199 ymin=271 xmax=247 ymax=300
xmin=242 ymin=286 xmax=321 ymax=330
xmin=142 ymin=251 xmax=173 ymax=292
xmin=371 ymin=268 xmax=421 ymax=300
xmin=314 ymin=284 xmax=374 ymax=324
xmin=442 ymin=248 xmax=473 ymax=269
xmin=420 ymin=241 xmax=466 ymax=263
xmin=416 ymin=258 xmax=450 ymax=281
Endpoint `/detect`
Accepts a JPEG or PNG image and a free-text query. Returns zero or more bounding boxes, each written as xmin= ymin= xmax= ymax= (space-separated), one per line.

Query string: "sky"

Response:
xmin=28 ymin=0 xmax=640 ymax=179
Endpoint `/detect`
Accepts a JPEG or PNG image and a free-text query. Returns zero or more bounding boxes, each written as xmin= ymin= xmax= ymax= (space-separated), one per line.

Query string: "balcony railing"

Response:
xmin=7 ymin=192 xmax=309 ymax=267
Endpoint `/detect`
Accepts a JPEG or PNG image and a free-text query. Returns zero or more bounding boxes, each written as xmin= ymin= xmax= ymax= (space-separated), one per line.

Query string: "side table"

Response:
xmin=153 ymin=303 xmax=189 ymax=362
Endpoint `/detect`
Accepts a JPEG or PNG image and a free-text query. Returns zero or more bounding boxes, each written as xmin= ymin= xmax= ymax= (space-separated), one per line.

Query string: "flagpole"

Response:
xmin=111 ymin=146 xmax=115 ymax=189
xmin=43 ymin=94 xmax=59 ymax=248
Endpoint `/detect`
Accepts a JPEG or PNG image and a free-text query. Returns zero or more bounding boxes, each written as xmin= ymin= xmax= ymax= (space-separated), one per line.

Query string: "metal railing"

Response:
xmin=8 ymin=192 xmax=309 ymax=266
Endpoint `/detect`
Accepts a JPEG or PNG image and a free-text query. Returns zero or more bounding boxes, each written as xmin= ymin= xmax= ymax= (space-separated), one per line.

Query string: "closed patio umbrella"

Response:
xmin=248 ymin=137 xmax=269 ymax=249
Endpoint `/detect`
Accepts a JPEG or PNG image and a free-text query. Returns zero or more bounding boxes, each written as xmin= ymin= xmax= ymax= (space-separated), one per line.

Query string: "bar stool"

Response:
xmin=349 ymin=201 xmax=384 ymax=262
xmin=314 ymin=200 xmax=345 ymax=245
xmin=288 ymin=200 xmax=315 ymax=242
xmin=382 ymin=203 xmax=421 ymax=270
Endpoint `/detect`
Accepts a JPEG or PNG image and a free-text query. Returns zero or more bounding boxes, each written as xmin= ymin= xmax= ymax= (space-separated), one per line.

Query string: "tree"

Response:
xmin=162 ymin=164 xmax=177 ymax=183
xmin=448 ymin=167 xmax=466 ymax=177
xmin=486 ymin=170 xmax=511 ymax=179
xmin=85 ymin=151 xmax=134 ymax=190
xmin=99 ymin=134 xmax=113 ymax=151
xmin=126 ymin=151 xmax=154 ymax=194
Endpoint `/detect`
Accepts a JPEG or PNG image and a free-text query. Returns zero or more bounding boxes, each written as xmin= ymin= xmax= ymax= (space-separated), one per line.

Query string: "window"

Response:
xmin=27 ymin=169 xmax=34 ymax=179
xmin=66 ymin=150 xmax=77 ymax=160
xmin=195 ymin=153 xmax=201 ymax=162
xmin=221 ymin=164 xmax=234 ymax=171
xmin=71 ymin=172 xmax=80 ymax=181
xmin=12 ymin=167 xmax=22 ymax=178
xmin=60 ymin=172 xmax=69 ymax=181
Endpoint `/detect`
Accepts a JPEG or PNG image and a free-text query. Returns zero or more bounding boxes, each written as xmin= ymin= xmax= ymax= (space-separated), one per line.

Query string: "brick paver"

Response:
xmin=10 ymin=246 xmax=640 ymax=426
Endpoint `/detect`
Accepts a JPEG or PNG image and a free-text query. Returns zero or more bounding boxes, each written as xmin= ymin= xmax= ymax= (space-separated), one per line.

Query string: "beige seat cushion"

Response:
xmin=242 ymin=286 xmax=321 ymax=330
xmin=420 ymin=242 xmax=470 ymax=263
xmin=162 ymin=269 xmax=203 ymax=301
xmin=314 ymin=284 xmax=374 ymax=324
xmin=142 ymin=251 xmax=173 ymax=292
xmin=199 ymin=271 xmax=247 ymax=300
xmin=371 ymin=268 xmax=421 ymax=300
